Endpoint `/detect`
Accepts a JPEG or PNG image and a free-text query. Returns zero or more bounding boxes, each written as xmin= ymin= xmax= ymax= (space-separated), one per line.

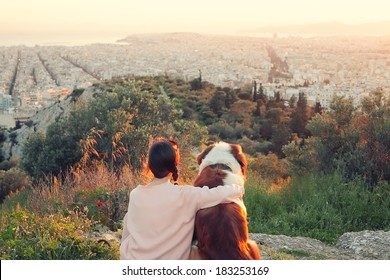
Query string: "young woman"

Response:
xmin=120 ymin=138 xmax=244 ymax=260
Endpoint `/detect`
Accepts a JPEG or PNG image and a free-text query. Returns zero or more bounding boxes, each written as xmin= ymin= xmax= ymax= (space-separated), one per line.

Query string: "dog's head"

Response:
xmin=196 ymin=142 xmax=247 ymax=179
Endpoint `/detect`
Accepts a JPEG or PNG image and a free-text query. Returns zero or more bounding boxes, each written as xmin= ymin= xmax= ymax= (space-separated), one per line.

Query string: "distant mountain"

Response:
xmin=240 ymin=21 xmax=390 ymax=36
xmin=117 ymin=32 xmax=204 ymax=43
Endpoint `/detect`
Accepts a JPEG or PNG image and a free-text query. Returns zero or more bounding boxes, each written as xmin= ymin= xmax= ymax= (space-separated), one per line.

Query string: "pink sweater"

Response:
xmin=120 ymin=177 xmax=244 ymax=260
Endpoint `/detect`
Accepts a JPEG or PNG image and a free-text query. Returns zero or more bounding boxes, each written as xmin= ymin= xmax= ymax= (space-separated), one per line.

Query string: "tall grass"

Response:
xmin=244 ymin=171 xmax=390 ymax=244
xmin=29 ymin=161 xmax=146 ymax=231
xmin=1 ymin=161 xmax=145 ymax=232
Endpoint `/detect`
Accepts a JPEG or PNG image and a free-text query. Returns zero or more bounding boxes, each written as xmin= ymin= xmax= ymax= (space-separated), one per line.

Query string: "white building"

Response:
xmin=0 ymin=94 xmax=12 ymax=111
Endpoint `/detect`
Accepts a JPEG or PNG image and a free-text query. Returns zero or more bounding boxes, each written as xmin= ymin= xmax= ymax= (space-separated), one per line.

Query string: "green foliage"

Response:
xmin=209 ymin=90 xmax=228 ymax=117
xmin=0 ymin=208 xmax=118 ymax=259
xmin=301 ymin=92 xmax=390 ymax=186
xmin=71 ymin=186 xmax=129 ymax=231
xmin=189 ymin=77 xmax=202 ymax=90
xmin=0 ymin=130 xmax=5 ymax=143
xmin=21 ymin=78 xmax=205 ymax=179
xmin=0 ymin=157 xmax=18 ymax=171
xmin=290 ymin=92 xmax=311 ymax=137
xmin=9 ymin=131 xmax=17 ymax=145
xmin=282 ymin=137 xmax=318 ymax=174
xmin=244 ymin=171 xmax=390 ymax=244
xmin=24 ymin=120 xmax=34 ymax=128
xmin=20 ymin=132 xmax=50 ymax=179
xmin=0 ymin=168 xmax=30 ymax=203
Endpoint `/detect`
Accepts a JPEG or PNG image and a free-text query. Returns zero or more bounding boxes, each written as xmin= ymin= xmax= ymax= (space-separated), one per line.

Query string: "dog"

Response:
xmin=190 ymin=142 xmax=261 ymax=260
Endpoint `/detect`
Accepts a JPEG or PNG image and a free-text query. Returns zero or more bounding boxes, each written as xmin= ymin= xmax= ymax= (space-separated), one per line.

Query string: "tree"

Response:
xmin=21 ymin=78 xmax=205 ymax=179
xmin=290 ymin=92 xmax=310 ymax=138
xmin=329 ymin=95 xmax=355 ymax=128
xmin=226 ymin=100 xmax=255 ymax=126
xmin=289 ymin=94 xmax=297 ymax=108
xmin=190 ymin=70 xmax=202 ymax=90
xmin=254 ymin=99 xmax=266 ymax=117
xmin=257 ymin=83 xmax=266 ymax=103
xmin=21 ymin=133 xmax=46 ymax=179
xmin=305 ymin=91 xmax=390 ymax=187
xmin=253 ymin=80 xmax=257 ymax=101
xmin=209 ymin=91 xmax=227 ymax=117
xmin=314 ymin=101 xmax=323 ymax=115
xmin=271 ymin=123 xmax=291 ymax=157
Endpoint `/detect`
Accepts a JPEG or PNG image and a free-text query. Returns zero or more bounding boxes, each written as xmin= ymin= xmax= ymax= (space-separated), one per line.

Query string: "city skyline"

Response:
xmin=1 ymin=0 xmax=390 ymax=45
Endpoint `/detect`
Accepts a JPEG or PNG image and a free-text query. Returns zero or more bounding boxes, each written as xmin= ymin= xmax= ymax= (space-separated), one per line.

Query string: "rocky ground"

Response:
xmin=250 ymin=230 xmax=390 ymax=260
xmin=91 ymin=229 xmax=390 ymax=260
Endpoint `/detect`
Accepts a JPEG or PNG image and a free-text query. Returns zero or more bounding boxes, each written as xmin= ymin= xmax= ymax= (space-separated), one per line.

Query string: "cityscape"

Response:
xmin=1 ymin=33 xmax=389 ymax=128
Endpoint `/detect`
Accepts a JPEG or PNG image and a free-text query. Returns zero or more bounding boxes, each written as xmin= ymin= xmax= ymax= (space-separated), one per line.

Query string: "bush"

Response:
xmin=0 ymin=130 xmax=5 ymax=143
xmin=208 ymin=120 xmax=236 ymax=139
xmin=248 ymin=152 xmax=289 ymax=182
xmin=0 ymin=207 xmax=118 ymax=259
xmin=26 ymin=161 xmax=143 ymax=231
xmin=0 ymin=158 xmax=18 ymax=171
xmin=0 ymin=168 xmax=30 ymax=203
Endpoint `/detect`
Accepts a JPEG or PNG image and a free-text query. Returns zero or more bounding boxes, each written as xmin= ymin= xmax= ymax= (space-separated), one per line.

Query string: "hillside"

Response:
xmin=3 ymin=88 xmax=96 ymax=160
xmin=1 ymin=76 xmax=389 ymax=260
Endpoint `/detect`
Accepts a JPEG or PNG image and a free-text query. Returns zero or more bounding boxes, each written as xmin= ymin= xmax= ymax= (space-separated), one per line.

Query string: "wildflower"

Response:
xmin=96 ymin=200 xmax=103 ymax=207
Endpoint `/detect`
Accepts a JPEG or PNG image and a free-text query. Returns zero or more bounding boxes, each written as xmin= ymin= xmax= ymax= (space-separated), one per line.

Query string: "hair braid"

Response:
xmin=172 ymin=166 xmax=179 ymax=185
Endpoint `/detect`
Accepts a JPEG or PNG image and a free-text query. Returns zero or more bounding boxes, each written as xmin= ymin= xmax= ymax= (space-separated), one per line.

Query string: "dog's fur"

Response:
xmin=191 ymin=142 xmax=260 ymax=260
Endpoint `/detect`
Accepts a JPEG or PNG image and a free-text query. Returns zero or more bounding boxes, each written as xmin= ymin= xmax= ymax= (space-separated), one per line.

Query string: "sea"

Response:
xmin=0 ymin=34 xmax=129 ymax=47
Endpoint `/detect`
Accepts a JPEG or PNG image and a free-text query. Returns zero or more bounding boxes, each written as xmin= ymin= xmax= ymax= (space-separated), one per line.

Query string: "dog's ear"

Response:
xmin=230 ymin=144 xmax=247 ymax=176
xmin=196 ymin=144 xmax=215 ymax=165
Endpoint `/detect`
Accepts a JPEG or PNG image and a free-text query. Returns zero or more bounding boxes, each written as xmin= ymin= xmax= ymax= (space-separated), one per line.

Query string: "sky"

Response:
xmin=1 ymin=0 xmax=389 ymax=44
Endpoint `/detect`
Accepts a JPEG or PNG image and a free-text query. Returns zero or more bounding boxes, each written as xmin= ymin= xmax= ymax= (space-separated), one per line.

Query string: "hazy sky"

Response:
xmin=1 ymin=0 xmax=389 ymax=37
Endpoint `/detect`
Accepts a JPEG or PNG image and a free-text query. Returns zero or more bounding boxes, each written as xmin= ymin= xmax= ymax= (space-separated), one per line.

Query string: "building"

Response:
xmin=0 ymin=94 xmax=12 ymax=112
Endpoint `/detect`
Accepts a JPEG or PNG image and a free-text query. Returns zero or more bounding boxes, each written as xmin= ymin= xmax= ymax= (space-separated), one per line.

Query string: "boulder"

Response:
xmin=336 ymin=230 xmax=390 ymax=260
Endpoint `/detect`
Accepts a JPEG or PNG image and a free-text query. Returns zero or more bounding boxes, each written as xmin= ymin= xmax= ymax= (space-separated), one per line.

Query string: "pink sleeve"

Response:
xmin=183 ymin=184 xmax=244 ymax=210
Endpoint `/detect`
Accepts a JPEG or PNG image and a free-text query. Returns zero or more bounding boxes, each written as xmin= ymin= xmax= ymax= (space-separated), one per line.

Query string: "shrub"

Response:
xmin=0 ymin=168 xmax=30 ymax=203
xmin=0 ymin=130 xmax=5 ymax=143
xmin=0 ymin=207 xmax=118 ymax=260
xmin=248 ymin=152 xmax=289 ymax=183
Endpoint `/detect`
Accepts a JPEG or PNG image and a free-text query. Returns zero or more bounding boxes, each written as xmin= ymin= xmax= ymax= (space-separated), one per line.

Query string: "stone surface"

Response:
xmin=336 ymin=230 xmax=390 ymax=260
xmin=250 ymin=233 xmax=362 ymax=260
xmin=250 ymin=231 xmax=390 ymax=260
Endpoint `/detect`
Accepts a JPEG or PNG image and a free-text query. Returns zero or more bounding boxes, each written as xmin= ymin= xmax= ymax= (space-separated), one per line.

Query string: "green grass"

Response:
xmin=244 ymin=171 xmax=390 ymax=244
xmin=0 ymin=207 xmax=119 ymax=260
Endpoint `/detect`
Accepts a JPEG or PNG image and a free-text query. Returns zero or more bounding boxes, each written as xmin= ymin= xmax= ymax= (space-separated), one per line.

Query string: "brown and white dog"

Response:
xmin=190 ymin=142 xmax=261 ymax=260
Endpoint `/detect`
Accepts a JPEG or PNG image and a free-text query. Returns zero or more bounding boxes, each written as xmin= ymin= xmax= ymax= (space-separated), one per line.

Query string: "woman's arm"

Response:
xmin=182 ymin=184 xmax=244 ymax=210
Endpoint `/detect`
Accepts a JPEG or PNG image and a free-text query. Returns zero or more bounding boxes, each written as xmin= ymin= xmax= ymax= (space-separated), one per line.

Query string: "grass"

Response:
xmin=0 ymin=206 xmax=118 ymax=260
xmin=244 ymin=171 xmax=390 ymax=244
xmin=1 ymin=160 xmax=390 ymax=259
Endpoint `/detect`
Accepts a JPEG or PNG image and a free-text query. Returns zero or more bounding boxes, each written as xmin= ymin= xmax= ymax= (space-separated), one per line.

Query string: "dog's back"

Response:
xmin=193 ymin=165 xmax=260 ymax=260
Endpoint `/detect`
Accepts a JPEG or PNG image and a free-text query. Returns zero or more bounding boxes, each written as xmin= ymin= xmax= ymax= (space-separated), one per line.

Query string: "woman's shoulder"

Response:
xmin=129 ymin=184 xmax=144 ymax=195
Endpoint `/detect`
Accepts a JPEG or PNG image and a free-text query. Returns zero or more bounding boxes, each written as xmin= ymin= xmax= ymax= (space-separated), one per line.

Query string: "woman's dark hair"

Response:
xmin=147 ymin=138 xmax=180 ymax=183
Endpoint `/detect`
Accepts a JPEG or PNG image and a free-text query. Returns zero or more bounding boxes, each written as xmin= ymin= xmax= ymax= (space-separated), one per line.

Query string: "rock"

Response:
xmin=250 ymin=233 xmax=361 ymax=260
xmin=336 ymin=230 xmax=390 ymax=260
